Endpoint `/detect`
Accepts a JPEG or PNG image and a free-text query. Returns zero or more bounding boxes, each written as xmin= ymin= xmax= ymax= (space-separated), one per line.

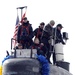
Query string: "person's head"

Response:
xmin=23 ymin=17 xmax=28 ymax=23
xmin=39 ymin=22 xmax=45 ymax=29
xmin=49 ymin=20 xmax=55 ymax=26
xmin=17 ymin=43 xmax=23 ymax=49
xmin=57 ymin=24 xmax=63 ymax=30
xmin=34 ymin=38 xmax=40 ymax=44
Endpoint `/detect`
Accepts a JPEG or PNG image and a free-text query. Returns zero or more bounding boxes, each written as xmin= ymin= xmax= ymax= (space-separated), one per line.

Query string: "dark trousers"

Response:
xmin=44 ymin=43 xmax=52 ymax=63
xmin=46 ymin=44 xmax=56 ymax=64
xmin=20 ymin=40 xmax=33 ymax=49
xmin=53 ymin=50 xmax=56 ymax=65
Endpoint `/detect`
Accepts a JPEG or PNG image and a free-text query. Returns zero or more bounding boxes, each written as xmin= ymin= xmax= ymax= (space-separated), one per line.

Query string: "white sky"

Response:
xmin=0 ymin=0 xmax=75 ymax=74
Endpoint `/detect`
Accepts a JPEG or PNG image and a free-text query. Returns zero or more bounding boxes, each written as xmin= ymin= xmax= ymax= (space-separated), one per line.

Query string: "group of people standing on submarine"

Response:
xmin=15 ymin=17 xmax=65 ymax=65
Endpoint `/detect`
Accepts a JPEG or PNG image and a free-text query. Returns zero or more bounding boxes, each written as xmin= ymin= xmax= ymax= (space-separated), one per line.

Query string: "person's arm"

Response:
xmin=41 ymin=31 xmax=50 ymax=44
xmin=33 ymin=28 xmax=38 ymax=36
xmin=28 ymin=25 xmax=34 ymax=39
xmin=61 ymin=34 xmax=65 ymax=44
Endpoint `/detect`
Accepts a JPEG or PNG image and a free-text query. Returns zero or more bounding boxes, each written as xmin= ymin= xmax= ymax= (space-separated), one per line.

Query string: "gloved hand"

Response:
xmin=41 ymin=43 xmax=44 ymax=46
xmin=62 ymin=41 xmax=65 ymax=45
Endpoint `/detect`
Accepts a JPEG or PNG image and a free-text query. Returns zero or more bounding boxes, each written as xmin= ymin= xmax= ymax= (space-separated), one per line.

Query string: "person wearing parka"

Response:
xmin=41 ymin=20 xmax=55 ymax=63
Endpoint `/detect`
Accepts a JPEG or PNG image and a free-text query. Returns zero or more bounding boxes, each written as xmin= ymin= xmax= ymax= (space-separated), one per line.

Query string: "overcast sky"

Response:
xmin=0 ymin=0 xmax=75 ymax=74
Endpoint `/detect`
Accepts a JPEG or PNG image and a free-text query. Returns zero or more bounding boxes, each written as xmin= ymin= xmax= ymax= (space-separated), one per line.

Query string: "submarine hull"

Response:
xmin=2 ymin=58 xmax=41 ymax=75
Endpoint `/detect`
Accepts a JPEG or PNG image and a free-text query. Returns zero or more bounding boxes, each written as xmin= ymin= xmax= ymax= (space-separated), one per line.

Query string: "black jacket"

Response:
xmin=33 ymin=27 xmax=43 ymax=42
xmin=54 ymin=28 xmax=65 ymax=44
xmin=17 ymin=21 xmax=34 ymax=43
xmin=41 ymin=24 xmax=54 ymax=44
